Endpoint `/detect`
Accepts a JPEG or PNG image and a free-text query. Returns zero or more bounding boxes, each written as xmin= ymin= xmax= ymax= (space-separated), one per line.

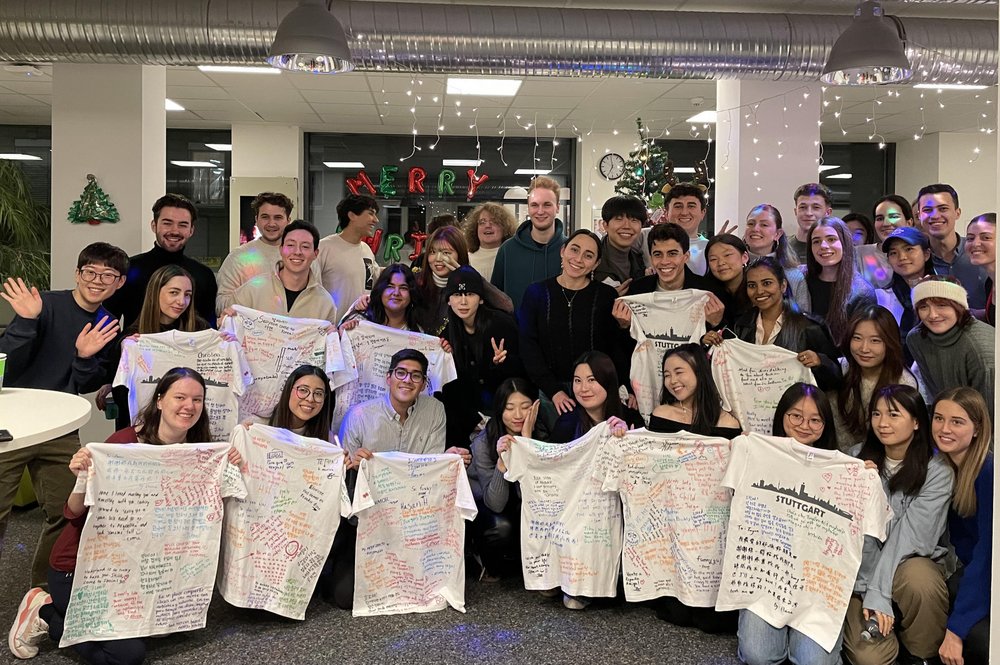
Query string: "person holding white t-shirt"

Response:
xmin=318 ymin=194 xmax=382 ymax=322
xmin=843 ymin=385 xmax=953 ymax=665
xmin=736 ymin=382 xmax=843 ymax=665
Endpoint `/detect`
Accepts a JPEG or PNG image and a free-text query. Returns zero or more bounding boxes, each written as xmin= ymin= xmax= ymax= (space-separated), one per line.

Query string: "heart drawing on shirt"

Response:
xmin=822 ymin=472 xmax=833 ymax=483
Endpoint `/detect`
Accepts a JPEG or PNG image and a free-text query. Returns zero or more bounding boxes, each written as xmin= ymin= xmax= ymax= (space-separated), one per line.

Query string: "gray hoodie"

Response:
xmin=490 ymin=218 xmax=566 ymax=312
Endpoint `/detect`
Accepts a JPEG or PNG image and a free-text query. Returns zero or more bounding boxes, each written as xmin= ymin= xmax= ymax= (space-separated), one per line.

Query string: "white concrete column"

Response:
xmin=50 ymin=64 xmax=166 ymax=288
xmin=714 ymin=80 xmax=822 ymax=236
xmin=230 ymin=122 xmax=305 ymax=236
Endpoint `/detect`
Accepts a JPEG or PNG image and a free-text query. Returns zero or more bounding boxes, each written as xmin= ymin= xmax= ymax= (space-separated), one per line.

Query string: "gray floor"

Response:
xmin=3 ymin=506 xmax=742 ymax=665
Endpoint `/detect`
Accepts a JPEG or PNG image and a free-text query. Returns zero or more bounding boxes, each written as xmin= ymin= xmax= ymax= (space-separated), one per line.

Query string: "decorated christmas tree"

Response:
xmin=68 ymin=174 xmax=120 ymax=225
xmin=614 ymin=117 xmax=669 ymax=208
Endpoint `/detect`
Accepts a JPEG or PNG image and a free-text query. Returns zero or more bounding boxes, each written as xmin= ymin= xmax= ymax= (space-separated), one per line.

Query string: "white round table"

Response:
xmin=1 ymin=388 xmax=93 ymax=454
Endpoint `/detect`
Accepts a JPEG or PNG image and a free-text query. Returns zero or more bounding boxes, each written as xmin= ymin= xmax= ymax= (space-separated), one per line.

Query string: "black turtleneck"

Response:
xmin=105 ymin=243 xmax=218 ymax=329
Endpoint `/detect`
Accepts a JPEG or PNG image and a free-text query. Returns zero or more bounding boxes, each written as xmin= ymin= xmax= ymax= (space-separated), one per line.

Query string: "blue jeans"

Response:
xmin=738 ymin=609 xmax=844 ymax=665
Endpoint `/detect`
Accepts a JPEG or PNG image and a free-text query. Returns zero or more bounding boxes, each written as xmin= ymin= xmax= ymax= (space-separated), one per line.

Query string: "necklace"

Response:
xmin=560 ymin=286 xmax=580 ymax=312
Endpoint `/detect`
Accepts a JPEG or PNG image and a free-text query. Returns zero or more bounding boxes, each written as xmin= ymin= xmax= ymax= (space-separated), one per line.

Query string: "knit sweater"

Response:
xmin=0 ymin=290 xmax=116 ymax=394
xmin=947 ymin=454 xmax=993 ymax=640
xmin=518 ymin=277 xmax=629 ymax=399
xmin=490 ymin=219 xmax=567 ymax=312
xmin=906 ymin=319 xmax=995 ymax=420
xmin=215 ymin=238 xmax=281 ymax=315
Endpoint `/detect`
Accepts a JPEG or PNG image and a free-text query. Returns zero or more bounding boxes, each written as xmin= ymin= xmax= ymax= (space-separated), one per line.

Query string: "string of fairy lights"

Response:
xmin=366 ymin=73 xmax=995 ymax=207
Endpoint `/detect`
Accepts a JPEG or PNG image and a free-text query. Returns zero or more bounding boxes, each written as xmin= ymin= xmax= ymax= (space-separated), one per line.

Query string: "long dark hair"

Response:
xmin=804 ymin=217 xmax=857 ymax=344
xmin=365 ymin=263 xmax=421 ymax=330
xmin=705 ymin=234 xmax=752 ymax=318
xmin=135 ymin=367 xmax=212 ymax=444
xmin=659 ymin=343 xmax=725 ymax=435
xmin=269 ymin=365 xmax=333 ymax=440
xmin=772 ymin=383 xmax=837 ymax=451
xmin=837 ymin=307 xmax=909 ymax=439
xmin=444 ymin=290 xmax=496 ymax=372
xmin=572 ymin=351 xmax=624 ymax=435
xmin=746 ymin=203 xmax=797 ymax=269
xmin=135 ymin=265 xmax=206 ymax=334
xmin=858 ymin=384 xmax=932 ymax=496
xmin=485 ymin=377 xmax=539 ymax=464
xmin=745 ymin=256 xmax=816 ymax=348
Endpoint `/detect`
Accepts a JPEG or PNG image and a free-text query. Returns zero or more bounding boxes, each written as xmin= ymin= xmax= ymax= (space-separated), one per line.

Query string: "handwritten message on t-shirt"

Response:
xmin=60 ymin=442 xmax=243 ymax=647
xmin=331 ymin=321 xmax=457 ymax=429
xmin=597 ymin=430 xmax=731 ymax=605
xmin=222 ymin=306 xmax=349 ymax=420
xmin=113 ymin=330 xmax=252 ymax=440
xmin=502 ymin=423 xmax=623 ymax=598
xmin=619 ymin=291 xmax=710 ymax=419
xmin=351 ymin=452 xmax=477 ymax=616
xmin=716 ymin=433 xmax=891 ymax=652
xmin=710 ymin=338 xmax=815 ymax=434
xmin=217 ymin=425 xmax=349 ymax=619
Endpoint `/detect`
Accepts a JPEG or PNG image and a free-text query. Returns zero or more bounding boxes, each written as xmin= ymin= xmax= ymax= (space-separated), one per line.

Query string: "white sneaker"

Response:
xmin=8 ymin=588 xmax=50 ymax=659
xmin=562 ymin=593 xmax=591 ymax=610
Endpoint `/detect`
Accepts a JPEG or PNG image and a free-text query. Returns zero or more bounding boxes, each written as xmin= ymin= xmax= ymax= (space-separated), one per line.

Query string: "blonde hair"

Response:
xmin=528 ymin=176 xmax=560 ymax=200
xmin=933 ymin=387 xmax=992 ymax=517
xmin=464 ymin=203 xmax=517 ymax=252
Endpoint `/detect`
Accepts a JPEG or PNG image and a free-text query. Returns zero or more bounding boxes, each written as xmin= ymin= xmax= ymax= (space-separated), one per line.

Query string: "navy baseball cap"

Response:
xmin=881 ymin=226 xmax=929 ymax=253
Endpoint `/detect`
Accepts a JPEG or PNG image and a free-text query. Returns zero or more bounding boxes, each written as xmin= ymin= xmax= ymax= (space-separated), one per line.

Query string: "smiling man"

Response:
xmin=231 ymin=220 xmax=336 ymax=322
xmin=788 ymin=183 xmax=834 ymax=264
xmin=592 ymin=196 xmax=647 ymax=295
xmin=917 ymin=183 xmax=988 ymax=309
xmin=216 ymin=192 xmax=296 ymax=315
xmin=662 ymin=184 xmax=711 ymax=276
xmin=318 ymin=194 xmax=382 ymax=322
xmin=106 ymin=194 xmax=218 ymax=328
xmin=490 ymin=176 xmax=567 ymax=311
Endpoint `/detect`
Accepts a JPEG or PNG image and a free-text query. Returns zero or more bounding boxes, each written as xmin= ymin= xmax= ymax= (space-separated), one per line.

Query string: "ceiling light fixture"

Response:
xmin=0 ymin=153 xmax=41 ymax=161
xmin=818 ymin=164 xmax=841 ymax=172
xmin=165 ymin=99 xmax=185 ymax=111
xmin=825 ymin=173 xmax=853 ymax=179
xmin=198 ymin=66 xmax=281 ymax=75
xmin=267 ymin=0 xmax=353 ymax=74
xmin=442 ymin=159 xmax=483 ymax=167
xmin=446 ymin=78 xmax=522 ymax=97
xmin=685 ymin=111 xmax=717 ymax=124
xmin=324 ymin=161 xmax=366 ymax=169
xmin=205 ymin=144 xmax=233 ymax=152
xmin=515 ymin=168 xmax=552 ymax=176
xmin=821 ymin=1 xmax=911 ymax=85
xmin=913 ymin=83 xmax=988 ymax=91
xmin=170 ymin=161 xmax=218 ymax=167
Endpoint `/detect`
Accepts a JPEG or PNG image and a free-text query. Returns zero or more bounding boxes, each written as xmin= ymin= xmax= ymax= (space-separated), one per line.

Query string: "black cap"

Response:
xmin=444 ymin=265 xmax=485 ymax=298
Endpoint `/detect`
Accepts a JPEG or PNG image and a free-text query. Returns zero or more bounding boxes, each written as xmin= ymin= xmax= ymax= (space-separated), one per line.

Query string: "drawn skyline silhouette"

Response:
xmin=751 ymin=478 xmax=853 ymax=521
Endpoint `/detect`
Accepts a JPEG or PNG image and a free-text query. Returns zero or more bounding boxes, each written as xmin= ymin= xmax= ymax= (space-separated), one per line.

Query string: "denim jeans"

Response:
xmin=737 ymin=609 xmax=844 ymax=665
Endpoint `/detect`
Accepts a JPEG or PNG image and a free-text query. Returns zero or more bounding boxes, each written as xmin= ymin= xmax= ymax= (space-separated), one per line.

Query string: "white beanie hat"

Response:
xmin=911 ymin=278 xmax=969 ymax=310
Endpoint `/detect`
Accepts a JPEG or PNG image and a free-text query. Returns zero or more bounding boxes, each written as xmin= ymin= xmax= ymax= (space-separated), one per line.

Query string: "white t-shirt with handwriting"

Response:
xmin=597 ymin=429 xmax=731 ymax=605
xmin=503 ymin=423 xmax=623 ymax=598
xmin=717 ymin=433 xmax=891 ymax=652
xmin=351 ymin=452 xmax=477 ymax=616
xmin=113 ymin=330 xmax=252 ymax=441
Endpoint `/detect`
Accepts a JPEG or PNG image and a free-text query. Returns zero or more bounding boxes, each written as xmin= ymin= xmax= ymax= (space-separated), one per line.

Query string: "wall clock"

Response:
xmin=599 ymin=152 xmax=625 ymax=180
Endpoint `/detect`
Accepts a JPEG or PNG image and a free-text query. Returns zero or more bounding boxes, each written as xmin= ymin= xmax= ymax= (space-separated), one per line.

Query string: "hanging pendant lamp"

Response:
xmin=821 ymin=0 xmax=911 ymax=85
xmin=267 ymin=0 xmax=354 ymax=74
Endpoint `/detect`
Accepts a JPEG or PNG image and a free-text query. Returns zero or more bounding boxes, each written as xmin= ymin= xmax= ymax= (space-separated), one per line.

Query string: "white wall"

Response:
xmin=574 ymin=131 xmax=646 ymax=230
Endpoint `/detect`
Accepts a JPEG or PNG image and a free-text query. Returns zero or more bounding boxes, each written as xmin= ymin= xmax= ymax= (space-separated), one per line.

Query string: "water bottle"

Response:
xmin=859 ymin=616 xmax=883 ymax=641
xmin=104 ymin=393 xmax=118 ymax=421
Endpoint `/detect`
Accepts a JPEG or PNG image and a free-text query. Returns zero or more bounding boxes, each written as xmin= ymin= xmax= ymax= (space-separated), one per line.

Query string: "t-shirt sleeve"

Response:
xmin=112 ymin=339 xmax=135 ymax=389
xmin=229 ymin=342 xmax=253 ymax=396
xmin=324 ymin=329 xmax=349 ymax=382
xmin=351 ymin=457 xmax=376 ymax=516
xmin=860 ymin=466 xmax=892 ymax=541
xmin=454 ymin=460 xmax=479 ymax=521
xmin=502 ymin=436 xmax=531 ymax=483
xmin=431 ymin=347 xmax=459 ymax=391
xmin=596 ymin=436 xmax=623 ymax=493
xmin=720 ymin=434 xmax=749 ymax=491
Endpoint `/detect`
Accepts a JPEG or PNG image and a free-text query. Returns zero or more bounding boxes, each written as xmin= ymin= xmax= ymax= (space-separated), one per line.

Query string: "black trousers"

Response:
xmin=469 ymin=496 xmax=521 ymax=577
xmin=317 ymin=517 xmax=357 ymax=610
xmin=947 ymin=565 xmax=990 ymax=665
xmin=39 ymin=567 xmax=146 ymax=665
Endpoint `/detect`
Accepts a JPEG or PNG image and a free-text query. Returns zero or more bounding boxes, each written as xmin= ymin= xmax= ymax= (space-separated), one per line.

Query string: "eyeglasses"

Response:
xmin=78 ymin=267 xmax=121 ymax=284
xmin=785 ymin=412 xmax=825 ymax=430
xmin=391 ymin=367 xmax=426 ymax=383
xmin=293 ymin=385 xmax=326 ymax=402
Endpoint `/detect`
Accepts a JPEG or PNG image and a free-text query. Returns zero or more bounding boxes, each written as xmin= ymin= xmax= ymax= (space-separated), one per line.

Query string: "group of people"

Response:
xmin=0 ymin=177 xmax=992 ymax=665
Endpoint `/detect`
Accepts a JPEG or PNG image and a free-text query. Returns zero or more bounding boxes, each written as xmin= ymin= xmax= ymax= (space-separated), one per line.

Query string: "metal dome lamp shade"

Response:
xmin=821 ymin=0 xmax=911 ymax=85
xmin=267 ymin=0 xmax=354 ymax=74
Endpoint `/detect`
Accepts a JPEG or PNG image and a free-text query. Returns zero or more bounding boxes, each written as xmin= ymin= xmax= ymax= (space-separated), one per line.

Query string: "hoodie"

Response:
xmin=489 ymin=218 xmax=566 ymax=312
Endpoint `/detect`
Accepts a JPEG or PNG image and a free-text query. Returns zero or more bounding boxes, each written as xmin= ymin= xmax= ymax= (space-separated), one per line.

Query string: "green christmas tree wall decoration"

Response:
xmin=68 ymin=174 xmax=120 ymax=225
xmin=614 ymin=117 xmax=669 ymax=208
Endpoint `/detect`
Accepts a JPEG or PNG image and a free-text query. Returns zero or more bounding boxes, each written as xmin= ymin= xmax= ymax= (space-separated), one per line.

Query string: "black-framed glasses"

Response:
xmin=293 ymin=385 xmax=326 ymax=402
xmin=391 ymin=367 xmax=426 ymax=383
xmin=78 ymin=267 xmax=121 ymax=284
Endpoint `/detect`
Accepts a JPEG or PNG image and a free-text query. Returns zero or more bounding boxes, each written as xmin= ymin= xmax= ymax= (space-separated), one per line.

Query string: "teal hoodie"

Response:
xmin=490 ymin=218 xmax=566 ymax=312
